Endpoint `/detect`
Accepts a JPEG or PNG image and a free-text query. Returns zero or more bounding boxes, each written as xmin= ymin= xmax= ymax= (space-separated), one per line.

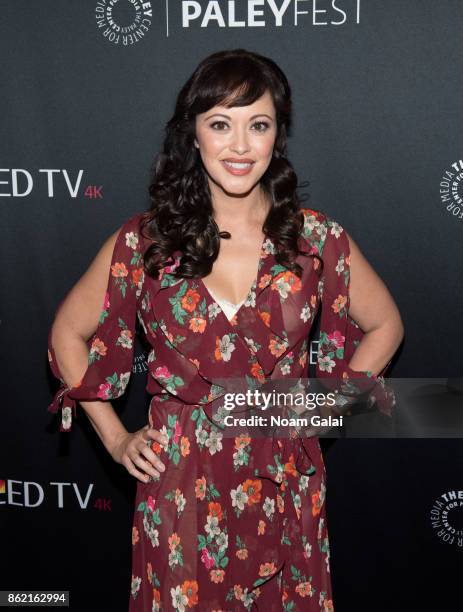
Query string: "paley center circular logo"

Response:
xmin=95 ymin=0 xmax=152 ymax=46
xmin=439 ymin=159 xmax=463 ymax=221
xmin=430 ymin=490 xmax=463 ymax=548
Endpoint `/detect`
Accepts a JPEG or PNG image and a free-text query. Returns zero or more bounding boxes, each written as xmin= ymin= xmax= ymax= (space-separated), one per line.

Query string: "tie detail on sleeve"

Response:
xmin=312 ymin=210 xmax=396 ymax=417
xmin=47 ymin=213 xmax=146 ymax=432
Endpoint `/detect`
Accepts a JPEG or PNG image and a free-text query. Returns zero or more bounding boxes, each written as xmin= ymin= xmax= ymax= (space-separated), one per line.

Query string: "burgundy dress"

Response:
xmin=47 ymin=208 xmax=394 ymax=611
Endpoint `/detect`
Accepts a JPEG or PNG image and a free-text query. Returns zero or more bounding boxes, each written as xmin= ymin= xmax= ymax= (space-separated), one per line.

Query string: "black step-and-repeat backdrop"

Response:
xmin=2 ymin=1 xmax=462 ymax=610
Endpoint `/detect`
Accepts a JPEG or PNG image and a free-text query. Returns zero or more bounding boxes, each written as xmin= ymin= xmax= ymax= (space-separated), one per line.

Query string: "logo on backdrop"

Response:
xmin=0 ymin=478 xmax=112 ymax=510
xmin=439 ymin=159 xmax=463 ymax=221
xmin=95 ymin=0 xmax=152 ymax=46
xmin=430 ymin=490 xmax=463 ymax=548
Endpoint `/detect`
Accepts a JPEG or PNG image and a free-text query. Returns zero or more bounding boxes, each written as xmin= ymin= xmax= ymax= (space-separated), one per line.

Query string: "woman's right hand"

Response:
xmin=109 ymin=424 xmax=169 ymax=483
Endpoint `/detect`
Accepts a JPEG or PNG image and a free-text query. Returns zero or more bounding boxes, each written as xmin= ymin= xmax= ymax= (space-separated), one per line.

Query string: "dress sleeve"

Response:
xmin=47 ymin=213 xmax=146 ymax=432
xmin=315 ymin=211 xmax=396 ymax=417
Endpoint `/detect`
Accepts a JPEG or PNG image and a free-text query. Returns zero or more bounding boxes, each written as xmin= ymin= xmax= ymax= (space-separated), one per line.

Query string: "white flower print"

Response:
xmin=175 ymin=491 xmax=186 ymax=514
xmin=131 ymin=575 xmax=141 ymax=598
xmin=317 ymin=355 xmax=336 ymax=373
xmin=233 ymin=447 xmax=247 ymax=468
xmin=205 ymin=515 xmax=220 ymax=537
xmin=170 ymin=585 xmax=188 ymax=611
xmin=299 ymin=475 xmax=309 ymax=493
xmin=244 ymin=337 xmax=258 ymax=354
xmin=218 ymin=335 xmax=236 ymax=362
xmin=230 ymin=484 xmax=248 ymax=511
xmin=125 ymin=231 xmax=139 ymax=250
xmin=335 ymin=255 xmax=345 ymax=275
xmin=300 ymin=303 xmax=311 ymax=323
xmin=195 ymin=427 xmax=208 ymax=446
xmin=330 ymin=221 xmax=343 ymax=239
xmin=208 ymin=302 xmax=221 ymax=321
xmin=274 ymin=276 xmax=292 ymax=299
xmin=263 ymin=496 xmax=275 ymax=520
xmin=303 ymin=213 xmax=319 ymax=233
xmin=143 ymin=515 xmax=159 ymax=548
xmin=119 ymin=371 xmax=131 ymax=392
xmin=280 ymin=363 xmax=291 ymax=375
xmin=205 ymin=429 xmax=223 ymax=455
xmin=304 ymin=540 xmax=312 ymax=558
xmin=216 ymin=531 xmax=228 ymax=553
xmin=244 ymin=288 xmax=256 ymax=308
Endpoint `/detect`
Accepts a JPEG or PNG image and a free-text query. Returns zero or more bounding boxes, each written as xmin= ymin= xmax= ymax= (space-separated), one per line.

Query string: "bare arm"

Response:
xmin=50 ymin=229 xmax=126 ymax=454
xmin=345 ymin=231 xmax=404 ymax=375
xmin=50 ymin=227 xmax=167 ymax=481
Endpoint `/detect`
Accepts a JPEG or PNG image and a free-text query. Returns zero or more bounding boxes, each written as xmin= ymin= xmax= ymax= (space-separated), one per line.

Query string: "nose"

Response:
xmin=229 ymin=126 xmax=251 ymax=154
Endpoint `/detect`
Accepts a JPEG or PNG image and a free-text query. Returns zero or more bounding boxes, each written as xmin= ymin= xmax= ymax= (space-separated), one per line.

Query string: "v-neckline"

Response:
xmin=199 ymin=232 xmax=268 ymax=325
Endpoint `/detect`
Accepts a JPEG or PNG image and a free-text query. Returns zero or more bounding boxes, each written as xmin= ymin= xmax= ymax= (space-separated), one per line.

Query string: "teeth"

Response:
xmin=223 ymin=161 xmax=253 ymax=169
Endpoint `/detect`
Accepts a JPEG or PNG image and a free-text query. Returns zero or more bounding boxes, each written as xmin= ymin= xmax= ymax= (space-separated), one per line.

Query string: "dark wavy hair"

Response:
xmin=140 ymin=48 xmax=314 ymax=280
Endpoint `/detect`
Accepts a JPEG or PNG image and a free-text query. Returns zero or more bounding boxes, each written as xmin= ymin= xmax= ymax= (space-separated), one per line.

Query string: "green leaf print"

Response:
xmin=172 ymin=449 xmax=180 ymax=465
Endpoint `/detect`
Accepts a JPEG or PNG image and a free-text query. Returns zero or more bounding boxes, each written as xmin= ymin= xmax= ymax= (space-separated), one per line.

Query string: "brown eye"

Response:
xmin=210 ymin=121 xmax=228 ymax=130
xmin=252 ymin=121 xmax=270 ymax=132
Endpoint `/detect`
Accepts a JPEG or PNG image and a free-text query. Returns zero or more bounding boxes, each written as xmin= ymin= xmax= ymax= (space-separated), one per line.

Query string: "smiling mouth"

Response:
xmin=222 ymin=161 xmax=254 ymax=169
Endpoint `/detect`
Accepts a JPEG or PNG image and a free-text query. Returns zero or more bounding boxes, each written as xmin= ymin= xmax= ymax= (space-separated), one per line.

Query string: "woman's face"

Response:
xmin=194 ymin=89 xmax=277 ymax=197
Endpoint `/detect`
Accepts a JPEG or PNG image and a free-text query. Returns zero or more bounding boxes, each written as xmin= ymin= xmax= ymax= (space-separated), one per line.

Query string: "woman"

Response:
xmin=47 ymin=49 xmax=403 ymax=610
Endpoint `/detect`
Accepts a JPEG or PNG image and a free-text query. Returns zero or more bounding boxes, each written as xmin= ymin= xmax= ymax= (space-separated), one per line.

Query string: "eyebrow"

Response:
xmin=203 ymin=113 xmax=274 ymax=122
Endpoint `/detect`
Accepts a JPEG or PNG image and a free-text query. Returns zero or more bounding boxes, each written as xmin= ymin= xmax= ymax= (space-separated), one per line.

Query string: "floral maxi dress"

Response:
xmin=47 ymin=208 xmax=394 ymax=611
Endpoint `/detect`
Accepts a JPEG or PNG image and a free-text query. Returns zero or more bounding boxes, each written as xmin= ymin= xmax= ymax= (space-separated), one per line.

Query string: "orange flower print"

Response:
xmin=345 ymin=254 xmax=351 ymax=266
xmin=189 ymin=357 xmax=200 ymax=369
xmin=259 ymin=562 xmax=277 ymax=577
xmin=234 ymin=434 xmax=251 ymax=450
xmin=295 ymin=581 xmax=313 ymax=597
xmin=331 ymin=294 xmax=347 ymax=315
xmin=310 ymin=293 xmax=317 ymax=308
xmin=181 ymin=289 xmax=200 ymax=313
xmin=269 ymin=336 xmax=287 ymax=358
xmin=276 ymin=494 xmax=284 ymax=513
xmin=242 ymin=479 xmax=262 ymax=505
xmin=180 ymin=436 xmax=190 ymax=457
xmin=132 ymin=526 xmax=139 ymax=546
xmin=151 ymin=440 xmax=162 ymax=455
xmin=324 ymin=599 xmax=334 ymax=611
xmin=284 ymin=453 xmax=297 ymax=477
xmin=258 ymin=310 xmax=271 ymax=327
xmin=258 ymin=273 xmax=272 ymax=289
xmin=272 ymin=271 xmax=302 ymax=298
xmin=111 ymin=261 xmax=128 ymax=278
xmin=189 ymin=317 xmax=206 ymax=333
xmin=299 ymin=350 xmax=308 ymax=367
xmin=208 ymin=502 xmax=223 ymax=522
xmin=132 ymin=267 xmax=143 ymax=286
xmin=195 ymin=476 xmax=206 ymax=501
xmin=233 ymin=585 xmax=243 ymax=600
xmin=236 ymin=548 xmax=248 ymax=560
xmin=153 ymin=588 xmax=161 ymax=606
xmin=181 ymin=579 xmax=198 ymax=607
xmin=90 ymin=337 xmax=107 ymax=357
xmin=168 ymin=533 xmax=181 ymax=550
xmin=312 ymin=490 xmax=321 ymax=516
xmin=250 ymin=361 xmax=265 ymax=382
xmin=210 ymin=569 xmax=225 ymax=583
xmin=257 ymin=520 xmax=266 ymax=535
